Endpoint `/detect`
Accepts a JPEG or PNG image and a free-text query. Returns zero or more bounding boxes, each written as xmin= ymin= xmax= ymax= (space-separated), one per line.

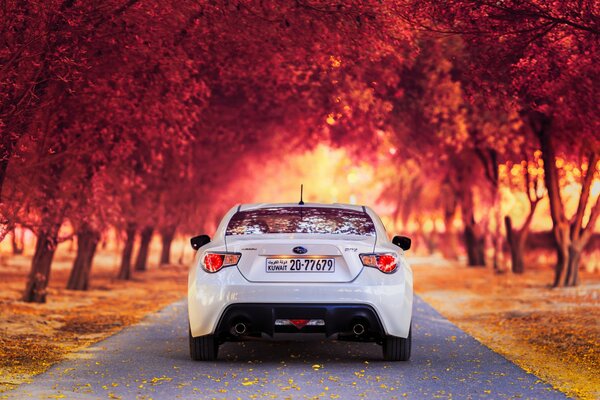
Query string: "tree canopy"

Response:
xmin=0 ymin=0 xmax=598 ymax=301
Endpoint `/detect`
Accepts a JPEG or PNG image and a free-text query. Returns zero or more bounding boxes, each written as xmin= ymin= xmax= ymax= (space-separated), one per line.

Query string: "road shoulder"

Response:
xmin=412 ymin=259 xmax=600 ymax=400
xmin=0 ymin=252 xmax=188 ymax=394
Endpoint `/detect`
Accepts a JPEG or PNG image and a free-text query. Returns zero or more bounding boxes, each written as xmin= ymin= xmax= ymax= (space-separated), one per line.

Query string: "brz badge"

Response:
xmin=293 ymin=246 xmax=308 ymax=254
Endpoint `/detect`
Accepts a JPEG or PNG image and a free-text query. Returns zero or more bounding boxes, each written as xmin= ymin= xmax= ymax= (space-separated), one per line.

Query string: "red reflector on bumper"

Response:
xmin=289 ymin=319 xmax=310 ymax=329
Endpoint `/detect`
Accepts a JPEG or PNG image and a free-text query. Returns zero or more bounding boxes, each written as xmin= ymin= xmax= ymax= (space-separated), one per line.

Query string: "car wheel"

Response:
xmin=189 ymin=328 xmax=219 ymax=361
xmin=382 ymin=325 xmax=411 ymax=361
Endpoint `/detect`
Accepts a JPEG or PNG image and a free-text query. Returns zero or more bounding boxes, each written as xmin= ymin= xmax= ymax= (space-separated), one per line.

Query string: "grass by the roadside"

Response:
xmin=412 ymin=259 xmax=600 ymax=400
xmin=0 ymin=248 xmax=188 ymax=393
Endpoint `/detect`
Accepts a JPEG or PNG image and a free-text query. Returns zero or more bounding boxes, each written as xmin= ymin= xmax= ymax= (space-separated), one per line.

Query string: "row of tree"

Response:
xmin=332 ymin=0 xmax=599 ymax=286
xmin=0 ymin=1 xmax=598 ymax=302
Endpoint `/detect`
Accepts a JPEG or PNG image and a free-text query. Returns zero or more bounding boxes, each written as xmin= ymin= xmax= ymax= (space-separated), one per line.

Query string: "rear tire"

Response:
xmin=189 ymin=328 xmax=218 ymax=361
xmin=382 ymin=325 xmax=411 ymax=361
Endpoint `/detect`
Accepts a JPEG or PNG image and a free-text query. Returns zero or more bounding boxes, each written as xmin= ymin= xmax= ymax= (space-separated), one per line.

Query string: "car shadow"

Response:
xmin=218 ymin=339 xmax=384 ymax=363
xmin=169 ymin=334 xmax=386 ymax=364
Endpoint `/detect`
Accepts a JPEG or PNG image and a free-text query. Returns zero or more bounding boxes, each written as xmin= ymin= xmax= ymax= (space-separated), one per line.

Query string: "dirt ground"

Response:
xmin=0 ymin=248 xmax=598 ymax=400
xmin=0 ymin=246 xmax=188 ymax=394
xmin=412 ymin=257 xmax=600 ymax=400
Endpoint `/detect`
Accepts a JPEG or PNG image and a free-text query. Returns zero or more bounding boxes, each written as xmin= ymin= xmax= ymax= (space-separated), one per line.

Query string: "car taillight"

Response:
xmin=202 ymin=252 xmax=241 ymax=273
xmin=359 ymin=253 xmax=398 ymax=274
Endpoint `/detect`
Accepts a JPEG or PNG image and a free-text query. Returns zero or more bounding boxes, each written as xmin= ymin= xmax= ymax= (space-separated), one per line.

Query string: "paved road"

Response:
xmin=7 ymin=297 xmax=566 ymax=399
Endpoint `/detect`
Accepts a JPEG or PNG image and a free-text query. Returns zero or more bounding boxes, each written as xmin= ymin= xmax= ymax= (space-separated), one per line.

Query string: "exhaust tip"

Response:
xmin=352 ymin=323 xmax=365 ymax=336
xmin=233 ymin=322 xmax=247 ymax=336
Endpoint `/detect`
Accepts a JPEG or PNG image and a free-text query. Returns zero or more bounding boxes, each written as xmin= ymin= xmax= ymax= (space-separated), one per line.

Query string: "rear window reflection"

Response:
xmin=226 ymin=207 xmax=376 ymax=236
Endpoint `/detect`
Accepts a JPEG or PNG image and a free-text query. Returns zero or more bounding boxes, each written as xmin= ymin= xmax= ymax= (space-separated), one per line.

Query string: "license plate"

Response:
xmin=266 ymin=258 xmax=335 ymax=273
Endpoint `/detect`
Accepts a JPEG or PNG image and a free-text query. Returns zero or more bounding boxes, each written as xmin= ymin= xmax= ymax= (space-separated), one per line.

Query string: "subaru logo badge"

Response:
xmin=293 ymin=246 xmax=308 ymax=255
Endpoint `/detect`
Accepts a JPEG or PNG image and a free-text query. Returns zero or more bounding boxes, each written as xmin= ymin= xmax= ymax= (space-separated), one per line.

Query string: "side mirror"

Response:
xmin=190 ymin=235 xmax=211 ymax=250
xmin=392 ymin=235 xmax=411 ymax=251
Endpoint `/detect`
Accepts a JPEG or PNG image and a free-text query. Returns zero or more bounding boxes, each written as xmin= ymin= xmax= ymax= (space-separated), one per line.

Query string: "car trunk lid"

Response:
xmin=227 ymin=235 xmax=374 ymax=283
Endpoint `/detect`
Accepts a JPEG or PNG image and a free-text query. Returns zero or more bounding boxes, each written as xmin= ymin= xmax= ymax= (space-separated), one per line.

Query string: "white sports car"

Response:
xmin=188 ymin=203 xmax=413 ymax=361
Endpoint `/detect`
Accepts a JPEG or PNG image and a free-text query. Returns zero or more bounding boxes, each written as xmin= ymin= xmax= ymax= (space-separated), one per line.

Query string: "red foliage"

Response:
xmin=0 ymin=1 xmax=597 ymax=298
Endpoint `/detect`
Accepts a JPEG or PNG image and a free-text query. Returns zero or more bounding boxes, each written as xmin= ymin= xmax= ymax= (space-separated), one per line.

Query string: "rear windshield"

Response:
xmin=226 ymin=207 xmax=376 ymax=236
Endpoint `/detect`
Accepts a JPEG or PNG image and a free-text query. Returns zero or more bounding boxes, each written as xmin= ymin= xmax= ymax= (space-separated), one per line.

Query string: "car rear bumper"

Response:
xmin=188 ymin=264 xmax=413 ymax=338
xmin=214 ymin=303 xmax=385 ymax=341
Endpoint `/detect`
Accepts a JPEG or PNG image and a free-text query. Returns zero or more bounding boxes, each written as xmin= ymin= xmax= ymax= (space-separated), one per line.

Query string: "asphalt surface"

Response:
xmin=7 ymin=297 xmax=566 ymax=399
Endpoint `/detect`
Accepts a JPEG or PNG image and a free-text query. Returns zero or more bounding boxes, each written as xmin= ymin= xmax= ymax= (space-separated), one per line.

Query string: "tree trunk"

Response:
xmin=461 ymin=188 xmax=486 ymax=267
xmin=11 ymin=227 xmax=24 ymax=255
xmin=534 ymin=115 xmax=571 ymax=287
xmin=66 ymin=226 xmax=100 ymax=290
xmin=422 ymin=221 xmax=436 ymax=255
xmin=159 ymin=226 xmax=176 ymax=265
xmin=565 ymin=245 xmax=583 ymax=287
xmin=563 ymin=149 xmax=599 ymax=287
xmin=504 ymin=182 xmax=540 ymax=275
xmin=441 ymin=191 xmax=460 ymax=260
xmin=134 ymin=226 xmax=154 ymax=271
xmin=118 ymin=223 xmax=136 ymax=280
xmin=492 ymin=190 xmax=503 ymax=272
xmin=464 ymin=221 xmax=486 ymax=266
xmin=0 ymin=159 xmax=9 ymax=203
xmin=511 ymin=241 xmax=525 ymax=274
xmin=505 ymin=216 xmax=528 ymax=274
xmin=23 ymin=227 xmax=60 ymax=303
xmin=552 ymin=236 xmax=569 ymax=287
xmin=534 ymin=117 xmax=597 ymax=288
xmin=569 ymin=248 xmax=581 ymax=287
xmin=21 ymin=158 xmax=65 ymax=302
